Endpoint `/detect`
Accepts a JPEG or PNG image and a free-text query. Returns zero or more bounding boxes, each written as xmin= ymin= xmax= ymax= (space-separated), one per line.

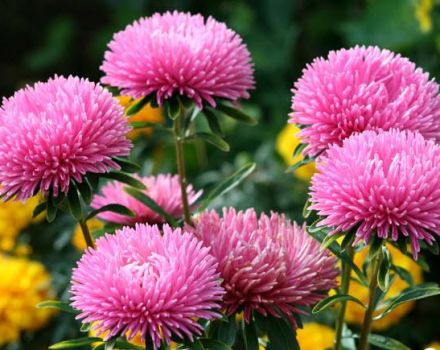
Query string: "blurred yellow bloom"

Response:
xmin=118 ymin=96 xmax=164 ymax=139
xmin=275 ymin=124 xmax=315 ymax=181
xmin=345 ymin=244 xmax=423 ymax=330
xmin=415 ymin=0 xmax=434 ymax=32
xmin=426 ymin=341 xmax=440 ymax=350
xmin=0 ymin=195 xmax=42 ymax=252
xmin=71 ymin=218 xmax=104 ymax=251
xmin=296 ymin=322 xmax=334 ymax=350
xmin=0 ymin=254 xmax=56 ymax=345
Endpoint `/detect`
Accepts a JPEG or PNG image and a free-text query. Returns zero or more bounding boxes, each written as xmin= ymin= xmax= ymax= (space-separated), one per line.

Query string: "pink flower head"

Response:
xmin=0 ymin=76 xmax=131 ymax=201
xmin=91 ymin=174 xmax=201 ymax=225
xmin=101 ymin=11 xmax=254 ymax=108
xmin=310 ymin=129 xmax=440 ymax=259
xmin=290 ymin=46 xmax=440 ymax=156
xmin=187 ymin=208 xmax=338 ymax=325
xmin=71 ymin=223 xmax=224 ymax=349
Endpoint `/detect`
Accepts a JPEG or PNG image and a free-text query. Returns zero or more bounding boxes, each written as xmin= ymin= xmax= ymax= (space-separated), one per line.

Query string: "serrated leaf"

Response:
xmin=101 ymin=172 xmax=146 ymax=190
xmin=188 ymin=132 xmax=230 ymax=152
xmin=86 ymin=204 xmax=135 ymax=221
xmin=203 ymin=109 xmax=224 ymax=137
xmin=374 ymin=283 xmax=440 ymax=320
xmin=114 ymin=157 xmax=141 ymax=173
xmin=366 ymin=334 xmax=410 ymax=350
xmin=37 ymin=300 xmax=79 ymax=314
xmin=312 ymin=294 xmax=366 ymax=313
xmin=124 ymin=187 xmax=177 ymax=226
xmin=198 ymin=163 xmax=256 ymax=212
xmin=215 ymin=103 xmax=257 ymax=125
xmin=126 ymin=95 xmax=151 ymax=116
xmin=49 ymin=337 xmax=101 ymax=349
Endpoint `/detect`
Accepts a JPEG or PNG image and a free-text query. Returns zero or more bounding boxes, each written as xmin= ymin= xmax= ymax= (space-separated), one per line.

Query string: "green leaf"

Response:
xmin=374 ymin=283 xmax=440 ymax=320
xmin=285 ymin=156 xmax=314 ymax=173
xmin=198 ymin=163 xmax=256 ymax=212
xmin=130 ymin=121 xmax=162 ymax=129
xmin=292 ymin=142 xmax=307 ymax=159
xmin=33 ymin=202 xmax=46 ymax=218
xmin=114 ymin=157 xmax=141 ymax=173
xmin=203 ymin=109 xmax=224 ymax=137
xmin=168 ymin=97 xmax=180 ymax=120
xmin=36 ymin=300 xmax=79 ymax=314
xmin=216 ymin=316 xmax=237 ymax=346
xmin=49 ymin=337 xmax=101 ymax=349
xmin=320 ymin=231 xmax=345 ymax=251
xmin=126 ymin=95 xmax=151 ymax=116
xmin=101 ymin=172 xmax=146 ymax=190
xmin=241 ymin=319 xmax=259 ymax=350
xmin=423 ymin=239 xmax=439 ymax=255
xmin=113 ymin=340 xmax=144 ymax=350
xmin=105 ymin=339 xmax=116 ymax=350
xmin=124 ymin=187 xmax=177 ymax=226
xmin=214 ymin=103 xmax=257 ymax=125
xmin=199 ymin=339 xmax=233 ymax=350
xmin=86 ymin=204 xmax=135 ymax=221
xmin=391 ymin=266 xmax=414 ymax=286
xmin=67 ymin=183 xmax=82 ymax=220
xmin=340 ymin=230 xmax=356 ymax=251
xmin=80 ymin=323 xmax=91 ymax=332
xmin=187 ymin=132 xmax=230 ymax=152
xmin=307 ymin=223 xmax=369 ymax=286
xmin=266 ymin=316 xmax=300 ymax=350
xmin=302 ymin=198 xmax=312 ymax=219
xmin=366 ymin=334 xmax=410 ymax=350
xmin=367 ymin=237 xmax=383 ymax=261
xmin=312 ymin=294 xmax=366 ymax=313
xmin=76 ymin=178 xmax=93 ymax=204
xmin=46 ymin=195 xmax=57 ymax=223
xmin=378 ymin=246 xmax=391 ymax=291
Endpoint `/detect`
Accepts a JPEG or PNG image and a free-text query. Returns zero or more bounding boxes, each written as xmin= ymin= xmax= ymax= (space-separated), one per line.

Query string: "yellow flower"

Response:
xmin=275 ymin=124 xmax=315 ymax=181
xmin=415 ymin=0 xmax=434 ymax=32
xmin=296 ymin=322 xmax=334 ymax=350
xmin=71 ymin=218 xmax=104 ymax=251
xmin=345 ymin=244 xmax=423 ymax=330
xmin=118 ymin=96 xmax=164 ymax=139
xmin=426 ymin=341 xmax=440 ymax=350
xmin=0 ymin=195 xmax=42 ymax=252
xmin=0 ymin=254 xmax=56 ymax=345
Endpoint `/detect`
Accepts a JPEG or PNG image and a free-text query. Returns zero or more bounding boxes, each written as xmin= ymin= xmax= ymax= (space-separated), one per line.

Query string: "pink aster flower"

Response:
xmin=101 ymin=11 xmax=254 ymax=108
xmin=71 ymin=223 xmax=223 ymax=349
xmin=290 ymin=46 xmax=440 ymax=156
xmin=310 ymin=129 xmax=440 ymax=259
xmin=91 ymin=174 xmax=201 ymax=224
xmin=187 ymin=208 xmax=338 ymax=324
xmin=0 ymin=75 xmax=131 ymax=201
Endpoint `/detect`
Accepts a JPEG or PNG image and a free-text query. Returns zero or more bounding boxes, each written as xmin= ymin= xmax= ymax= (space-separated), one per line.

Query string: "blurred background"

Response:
xmin=0 ymin=0 xmax=439 ymax=349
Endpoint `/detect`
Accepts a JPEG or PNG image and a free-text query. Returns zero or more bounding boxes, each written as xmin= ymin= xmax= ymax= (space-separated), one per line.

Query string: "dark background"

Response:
xmin=1 ymin=0 xmax=439 ymax=349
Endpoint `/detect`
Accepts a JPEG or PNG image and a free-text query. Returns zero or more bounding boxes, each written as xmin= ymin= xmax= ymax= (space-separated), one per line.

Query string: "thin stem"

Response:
xmin=358 ymin=250 xmax=383 ymax=350
xmin=173 ymin=112 xmax=192 ymax=225
xmin=79 ymin=219 xmax=95 ymax=248
xmin=334 ymin=245 xmax=354 ymax=350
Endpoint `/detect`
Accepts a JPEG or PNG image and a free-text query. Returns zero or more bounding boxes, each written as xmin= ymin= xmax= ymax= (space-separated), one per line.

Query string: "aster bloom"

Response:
xmin=187 ymin=208 xmax=338 ymax=324
xmin=0 ymin=76 xmax=132 ymax=201
xmin=91 ymin=174 xmax=201 ymax=225
xmin=101 ymin=11 xmax=254 ymax=108
xmin=310 ymin=129 xmax=440 ymax=258
xmin=290 ymin=46 xmax=440 ymax=156
xmin=71 ymin=224 xmax=223 ymax=349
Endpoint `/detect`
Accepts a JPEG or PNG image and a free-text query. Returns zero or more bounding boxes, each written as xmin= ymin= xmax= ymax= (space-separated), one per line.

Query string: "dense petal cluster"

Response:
xmin=310 ymin=129 xmax=440 ymax=257
xmin=91 ymin=174 xmax=201 ymax=225
xmin=290 ymin=46 xmax=440 ymax=156
xmin=0 ymin=255 xmax=56 ymax=345
xmin=101 ymin=11 xmax=254 ymax=107
xmin=187 ymin=208 xmax=338 ymax=324
xmin=71 ymin=224 xmax=224 ymax=349
xmin=345 ymin=244 xmax=422 ymax=330
xmin=0 ymin=76 xmax=132 ymax=200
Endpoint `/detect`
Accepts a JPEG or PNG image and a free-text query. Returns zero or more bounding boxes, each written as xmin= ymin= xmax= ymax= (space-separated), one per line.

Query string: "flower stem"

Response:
xmin=173 ymin=111 xmax=192 ymax=225
xmin=79 ymin=219 xmax=95 ymax=249
xmin=358 ymin=250 xmax=382 ymax=350
xmin=334 ymin=245 xmax=354 ymax=350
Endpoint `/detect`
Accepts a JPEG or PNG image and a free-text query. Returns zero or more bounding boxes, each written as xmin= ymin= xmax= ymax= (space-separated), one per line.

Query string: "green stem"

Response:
xmin=358 ymin=250 xmax=383 ymax=350
xmin=79 ymin=219 xmax=94 ymax=248
xmin=173 ymin=112 xmax=192 ymax=225
xmin=334 ymin=245 xmax=354 ymax=350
